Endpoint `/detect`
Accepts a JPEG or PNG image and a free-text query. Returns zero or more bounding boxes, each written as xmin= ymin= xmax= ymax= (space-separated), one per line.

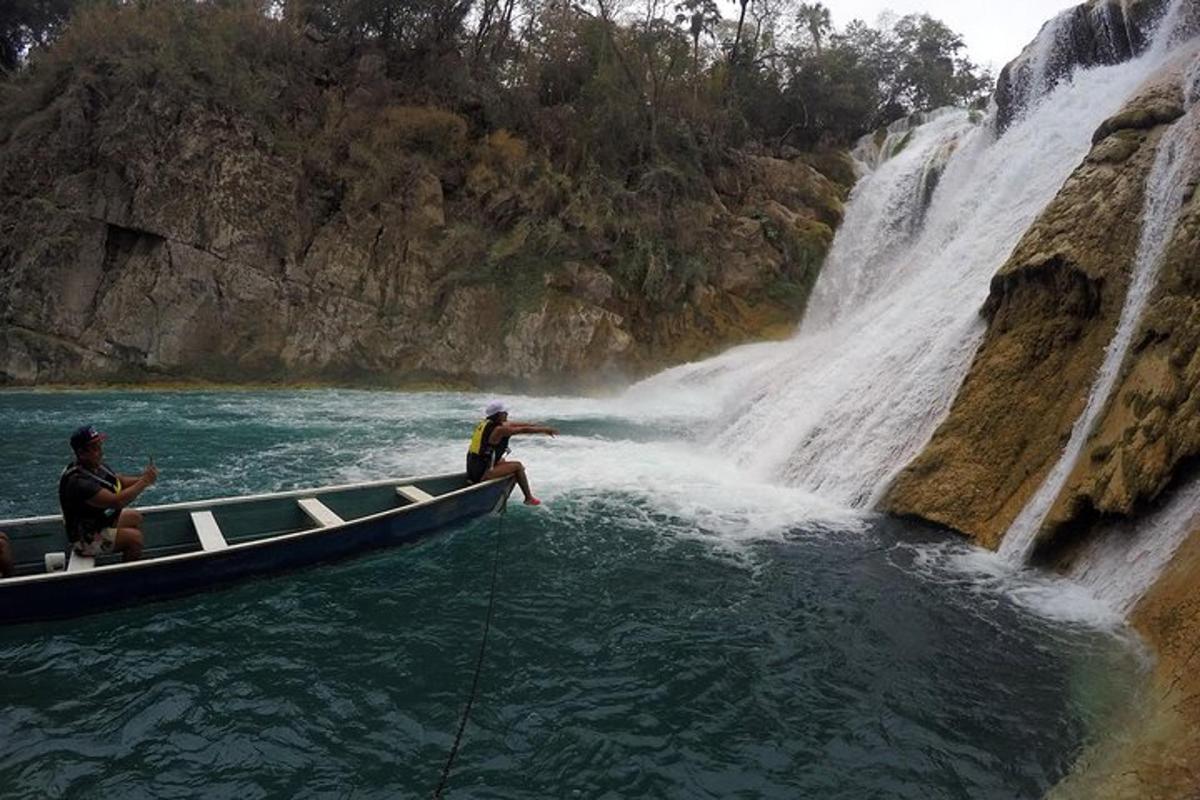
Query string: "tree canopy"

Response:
xmin=2 ymin=0 xmax=993 ymax=170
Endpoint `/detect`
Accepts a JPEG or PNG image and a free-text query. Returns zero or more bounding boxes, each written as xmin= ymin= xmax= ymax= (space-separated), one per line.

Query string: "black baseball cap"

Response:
xmin=69 ymin=425 xmax=107 ymax=452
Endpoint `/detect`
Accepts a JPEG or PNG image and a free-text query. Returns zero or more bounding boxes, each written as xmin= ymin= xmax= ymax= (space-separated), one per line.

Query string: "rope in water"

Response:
xmin=432 ymin=495 xmax=508 ymax=799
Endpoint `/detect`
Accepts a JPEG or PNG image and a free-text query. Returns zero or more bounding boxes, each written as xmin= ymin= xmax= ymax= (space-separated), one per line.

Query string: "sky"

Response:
xmin=823 ymin=1 xmax=1081 ymax=72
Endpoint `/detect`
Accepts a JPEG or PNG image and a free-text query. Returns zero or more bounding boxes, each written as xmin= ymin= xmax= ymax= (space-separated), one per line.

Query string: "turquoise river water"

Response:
xmin=0 ymin=390 xmax=1147 ymax=799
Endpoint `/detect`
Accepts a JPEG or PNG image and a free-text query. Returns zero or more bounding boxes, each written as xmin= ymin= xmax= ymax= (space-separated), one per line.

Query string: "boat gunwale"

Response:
xmin=0 ymin=473 xmax=509 ymax=587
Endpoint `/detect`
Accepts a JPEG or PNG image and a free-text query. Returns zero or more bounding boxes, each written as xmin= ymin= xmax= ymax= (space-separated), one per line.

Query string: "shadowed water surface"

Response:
xmin=0 ymin=390 xmax=1145 ymax=798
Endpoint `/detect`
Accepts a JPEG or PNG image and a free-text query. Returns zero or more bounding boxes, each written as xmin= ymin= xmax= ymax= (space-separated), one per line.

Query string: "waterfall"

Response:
xmin=998 ymin=10 xmax=1074 ymax=126
xmin=806 ymin=109 xmax=977 ymax=330
xmin=1068 ymin=475 xmax=1200 ymax=616
xmin=627 ymin=0 xmax=1197 ymax=515
xmin=998 ymin=59 xmax=1200 ymax=565
xmin=992 ymin=0 xmax=1199 ymax=130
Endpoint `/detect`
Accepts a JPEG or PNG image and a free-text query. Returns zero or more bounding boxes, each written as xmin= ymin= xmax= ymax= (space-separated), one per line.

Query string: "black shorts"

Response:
xmin=466 ymin=453 xmax=489 ymax=483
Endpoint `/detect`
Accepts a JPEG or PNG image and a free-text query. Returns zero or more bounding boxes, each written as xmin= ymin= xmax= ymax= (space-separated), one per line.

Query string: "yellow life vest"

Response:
xmin=468 ymin=419 xmax=491 ymax=456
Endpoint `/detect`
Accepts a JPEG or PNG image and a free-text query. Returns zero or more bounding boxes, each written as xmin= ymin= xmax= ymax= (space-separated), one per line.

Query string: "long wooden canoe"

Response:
xmin=0 ymin=472 xmax=513 ymax=625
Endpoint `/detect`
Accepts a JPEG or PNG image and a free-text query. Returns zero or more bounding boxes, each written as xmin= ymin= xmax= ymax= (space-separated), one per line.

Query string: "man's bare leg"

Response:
xmin=116 ymin=509 xmax=143 ymax=529
xmin=0 ymin=532 xmax=13 ymax=578
xmin=113 ymin=528 xmax=144 ymax=562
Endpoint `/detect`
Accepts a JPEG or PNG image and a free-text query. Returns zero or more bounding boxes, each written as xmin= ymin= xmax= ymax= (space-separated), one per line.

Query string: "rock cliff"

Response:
xmin=884 ymin=48 xmax=1199 ymax=554
xmin=884 ymin=43 xmax=1200 ymax=800
xmin=0 ymin=18 xmax=850 ymax=390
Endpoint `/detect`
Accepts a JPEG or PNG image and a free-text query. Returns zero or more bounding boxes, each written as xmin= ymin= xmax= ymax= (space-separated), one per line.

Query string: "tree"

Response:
xmin=888 ymin=14 xmax=990 ymax=112
xmin=728 ymin=0 xmax=751 ymax=68
xmin=746 ymin=0 xmax=789 ymax=76
xmin=673 ymin=0 xmax=719 ymax=72
xmin=796 ymin=1 xmax=830 ymax=53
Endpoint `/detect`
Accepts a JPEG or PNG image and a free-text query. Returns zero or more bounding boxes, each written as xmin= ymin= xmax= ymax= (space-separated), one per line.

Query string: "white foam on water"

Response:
xmin=896 ymin=539 xmax=1129 ymax=632
xmin=327 ymin=392 xmax=870 ymax=546
xmin=1069 ymin=475 xmax=1200 ymax=616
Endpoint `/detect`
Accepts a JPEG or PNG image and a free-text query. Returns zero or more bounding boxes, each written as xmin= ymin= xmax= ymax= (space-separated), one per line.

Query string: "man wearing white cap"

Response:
xmin=466 ymin=401 xmax=557 ymax=505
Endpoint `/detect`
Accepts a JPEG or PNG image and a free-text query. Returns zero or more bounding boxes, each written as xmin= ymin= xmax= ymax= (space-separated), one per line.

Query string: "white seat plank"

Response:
xmin=66 ymin=553 xmax=95 ymax=572
xmin=298 ymin=497 xmax=344 ymax=528
xmin=191 ymin=510 xmax=229 ymax=551
xmin=396 ymin=485 xmax=435 ymax=504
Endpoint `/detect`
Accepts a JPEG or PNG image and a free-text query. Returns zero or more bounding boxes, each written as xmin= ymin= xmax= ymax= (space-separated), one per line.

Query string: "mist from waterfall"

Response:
xmin=627 ymin=4 xmax=1194 ymax=515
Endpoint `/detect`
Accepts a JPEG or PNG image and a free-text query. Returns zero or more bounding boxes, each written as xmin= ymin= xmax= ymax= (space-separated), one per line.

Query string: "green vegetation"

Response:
xmin=2 ymin=0 xmax=991 ymax=167
xmin=0 ymin=0 xmax=993 ymax=371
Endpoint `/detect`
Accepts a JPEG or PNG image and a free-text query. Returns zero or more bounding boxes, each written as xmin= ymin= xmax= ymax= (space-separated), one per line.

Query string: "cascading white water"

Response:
xmin=850 ymin=108 xmax=966 ymax=172
xmin=1068 ymin=474 xmax=1200 ymax=616
xmin=626 ymin=0 xmax=1196 ymax=516
xmin=1006 ymin=11 xmax=1072 ymax=118
xmin=998 ymin=54 xmax=1200 ymax=565
xmin=1152 ymin=0 xmax=1200 ymax=54
xmin=806 ymin=109 xmax=977 ymax=329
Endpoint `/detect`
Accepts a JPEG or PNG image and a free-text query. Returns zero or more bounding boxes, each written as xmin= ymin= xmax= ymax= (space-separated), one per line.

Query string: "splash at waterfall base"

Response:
xmin=885 ymin=48 xmax=1200 ymax=799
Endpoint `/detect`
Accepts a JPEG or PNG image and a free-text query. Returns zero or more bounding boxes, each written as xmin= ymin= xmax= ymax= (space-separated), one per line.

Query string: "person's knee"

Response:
xmin=118 ymin=529 xmax=144 ymax=556
xmin=121 ymin=509 xmax=144 ymax=528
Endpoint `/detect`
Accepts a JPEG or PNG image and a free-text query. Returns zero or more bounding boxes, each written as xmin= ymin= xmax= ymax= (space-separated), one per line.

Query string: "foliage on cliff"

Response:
xmin=2 ymin=0 xmax=991 ymax=164
xmin=0 ymin=0 xmax=989 ymax=386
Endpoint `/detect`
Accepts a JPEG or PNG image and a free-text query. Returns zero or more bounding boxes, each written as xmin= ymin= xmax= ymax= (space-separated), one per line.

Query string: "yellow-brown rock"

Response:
xmin=1050 ymin=527 xmax=1200 ymax=799
xmin=1044 ymin=150 xmax=1200 ymax=534
xmin=885 ymin=50 xmax=1200 ymax=554
xmin=882 ymin=47 xmax=1200 ymax=800
xmin=882 ymin=89 xmax=1177 ymax=548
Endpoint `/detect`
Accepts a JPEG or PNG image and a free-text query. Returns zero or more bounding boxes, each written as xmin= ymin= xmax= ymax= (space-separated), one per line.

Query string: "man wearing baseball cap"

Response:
xmin=466 ymin=401 xmax=557 ymax=505
xmin=58 ymin=425 xmax=158 ymax=561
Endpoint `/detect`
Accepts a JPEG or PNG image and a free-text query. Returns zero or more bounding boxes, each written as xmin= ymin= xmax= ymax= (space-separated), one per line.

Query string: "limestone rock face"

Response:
xmin=882 ymin=77 xmax=1182 ymax=548
xmin=0 ymin=78 xmax=848 ymax=388
xmin=1046 ymin=126 xmax=1200 ymax=531
xmin=884 ymin=48 xmax=1200 ymax=551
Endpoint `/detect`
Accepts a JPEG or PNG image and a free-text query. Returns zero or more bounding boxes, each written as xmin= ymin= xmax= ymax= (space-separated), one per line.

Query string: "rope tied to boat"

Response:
xmin=432 ymin=491 xmax=508 ymax=799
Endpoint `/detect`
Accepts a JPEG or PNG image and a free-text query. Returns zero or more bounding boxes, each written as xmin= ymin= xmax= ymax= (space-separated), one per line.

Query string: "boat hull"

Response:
xmin=0 ymin=476 xmax=511 ymax=625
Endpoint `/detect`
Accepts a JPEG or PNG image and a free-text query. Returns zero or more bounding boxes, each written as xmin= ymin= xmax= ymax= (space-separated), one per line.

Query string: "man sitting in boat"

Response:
xmin=466 ymin=401 xmax=557 ymax=506
xmin=58 ymin=425 xmax=158 ymax=562
xmin=0 ymin=532 xmax=12 ymax=578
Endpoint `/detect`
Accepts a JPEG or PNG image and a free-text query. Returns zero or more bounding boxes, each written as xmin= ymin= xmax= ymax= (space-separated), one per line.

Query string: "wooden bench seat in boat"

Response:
xmin=396 ymin=485 xmax=435 ymax=504
xmin=66 ymin=553 xmax=95 ymax=572
xmin=191 ymin=510 xmax=229 ymax=551
xmin=298 ymin=497 xmax=344 ymax=528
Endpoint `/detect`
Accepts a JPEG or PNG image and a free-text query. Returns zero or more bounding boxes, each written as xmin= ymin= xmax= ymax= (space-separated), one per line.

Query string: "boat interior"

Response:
xmin=1 ymin=474 xmax=473 ymax=578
